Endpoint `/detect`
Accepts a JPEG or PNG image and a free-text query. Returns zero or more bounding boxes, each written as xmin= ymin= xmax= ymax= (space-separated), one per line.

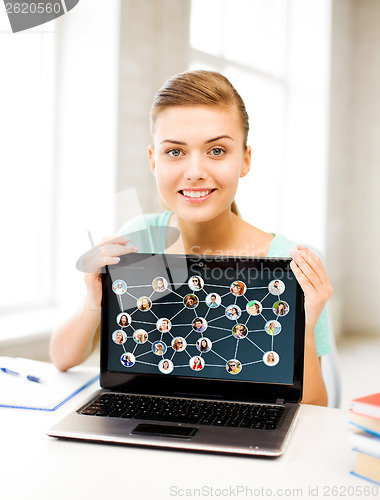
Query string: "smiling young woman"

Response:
xmin=49 ymin=70 xmax=333 ymax=406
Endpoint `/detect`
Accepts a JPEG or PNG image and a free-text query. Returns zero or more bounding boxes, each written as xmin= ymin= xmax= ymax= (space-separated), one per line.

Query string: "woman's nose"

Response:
xmin=184 ymin=153 xmax=208 ymax=181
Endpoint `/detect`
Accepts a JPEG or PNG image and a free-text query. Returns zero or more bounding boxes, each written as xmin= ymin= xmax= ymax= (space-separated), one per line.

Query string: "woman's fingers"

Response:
xmin=290 ymin=248 xmax=321 ymax=293
xmin=79 ymin=239 xmax=138 ymax=274
xmin=296 ymin=244 xmax=331 ymax=288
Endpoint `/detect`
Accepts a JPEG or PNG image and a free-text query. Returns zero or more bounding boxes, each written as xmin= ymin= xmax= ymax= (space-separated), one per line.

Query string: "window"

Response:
xmin=189 ymin=0 xmax=331 ymax=250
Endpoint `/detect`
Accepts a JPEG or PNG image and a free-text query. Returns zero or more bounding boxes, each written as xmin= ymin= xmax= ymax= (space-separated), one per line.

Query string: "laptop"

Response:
xmin=48 ymin=252 xmax=305 ymax=457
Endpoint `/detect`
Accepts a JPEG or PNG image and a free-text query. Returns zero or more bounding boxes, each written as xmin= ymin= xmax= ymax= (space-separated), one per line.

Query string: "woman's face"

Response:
xmin=149 ymin=105 xmax=251 ymax=223
xmin=120 ymin=315 xmax=127 ymax=324
xmin=142 ymin=298 xmax=149 ymax=307
xmin=116 ymin=331 xmax=123 ymax=342
xmin=201 ymin=340 xmax=207 ymax=348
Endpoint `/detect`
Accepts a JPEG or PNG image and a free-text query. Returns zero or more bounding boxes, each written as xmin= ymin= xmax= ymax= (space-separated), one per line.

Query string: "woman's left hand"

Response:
xmin=289 ymin=244 xmax=333 ymax=333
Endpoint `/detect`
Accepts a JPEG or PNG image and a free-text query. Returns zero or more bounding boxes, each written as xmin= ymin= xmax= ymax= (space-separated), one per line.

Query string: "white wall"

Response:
xmin=327 ymin=0 xmax=380 ymax=338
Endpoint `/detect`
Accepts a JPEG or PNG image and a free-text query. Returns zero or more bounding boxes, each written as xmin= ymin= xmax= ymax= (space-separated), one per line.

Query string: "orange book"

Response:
xmin=350 ymin=393 xmax=380 ymax=420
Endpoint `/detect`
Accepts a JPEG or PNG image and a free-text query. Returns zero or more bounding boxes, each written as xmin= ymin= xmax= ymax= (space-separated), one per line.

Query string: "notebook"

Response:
xmin=0 ymin=357 xmax=99 ymax=411
xmin=48 ymin=253 xmax=305 ymax=456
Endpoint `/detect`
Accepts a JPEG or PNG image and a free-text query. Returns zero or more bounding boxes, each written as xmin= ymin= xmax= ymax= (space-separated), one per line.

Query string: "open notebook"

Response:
xmin=0 ymin=357 xmax=99 ymax=411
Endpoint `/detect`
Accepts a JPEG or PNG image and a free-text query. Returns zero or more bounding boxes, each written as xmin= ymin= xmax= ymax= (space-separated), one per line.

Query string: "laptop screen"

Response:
xmin=101 ymin=253 xmax=305 ymax=395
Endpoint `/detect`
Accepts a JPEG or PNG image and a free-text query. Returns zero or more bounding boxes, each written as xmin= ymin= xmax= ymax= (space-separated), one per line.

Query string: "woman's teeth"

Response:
xmin=182 ymin=190 xmax=212 ymax=198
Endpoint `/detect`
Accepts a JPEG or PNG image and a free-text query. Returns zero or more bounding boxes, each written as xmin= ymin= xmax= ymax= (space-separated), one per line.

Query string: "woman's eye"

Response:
xmin=168 ymin=149 xmax=182 ymax=157
xmin=210 ymin=148 xmax=224 ymax=156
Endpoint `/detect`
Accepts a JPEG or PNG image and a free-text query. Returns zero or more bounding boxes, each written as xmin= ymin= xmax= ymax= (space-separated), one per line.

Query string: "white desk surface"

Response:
xmin=1 ymin=382 xmax=379 ymax=500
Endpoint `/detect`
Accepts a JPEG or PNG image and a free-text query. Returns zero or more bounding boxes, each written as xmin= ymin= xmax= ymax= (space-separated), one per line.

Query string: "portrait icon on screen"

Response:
xmin=226 ymin=359 xmax=242 ymax=375
xmin=152 ymin=341 xmax=167 ymax=356
xmin=192 ymin=317 xmax=207 ymax=333
xmin=137 ymin=296 xmax=152 ymax=311
xmin=268 ymin=279 xmax=285 ymax=296
xmin=189 ymin=356 xmax=204 ymax=371
xmin=246 ymin=300 xmax=263 ymax=316
xmin=232 ymin=324 xmax=248 ymax=339
xmin=196 ymin=337 xmax=212 ymax=353
xmin=112 ymin=330 xmax=126 ymax=345
xmin=263 ymin=351 xmax=280 ymax=367
xmin=188 ymin=275 xmax=204 ymax=291
xmin=184 ymin=294 xmax=199 ymax=309
xmin=264 ymin=320 xmax=282 ymax=336
xmin=156 ymin=318 xmax=172 ymax=333
xmin=172 ymin=337 xmax=187 ymax=352
xmin=273 ymin=301 xmax=289 ymax=317
xmin=120 ymin=352 xmax=135 ymax=367
xmin=133 ymin=329 xmax=148 ymax=344
xmin=205 ymin=293 xmax=221 ymax=308
xmin=117 ymin=313 xmax=132 ymax=328
xmin=230 ymin=281 xmax=246 ymax=296
xmin=158 ymin=359 xmax=174 ymax=374
xmin=152 ymin=277 xmax=168 ymax=292
xmin=225 ymin=305 xmax=242 ymax=320
xmin=112 ymin=279 xmax=127 ymax=295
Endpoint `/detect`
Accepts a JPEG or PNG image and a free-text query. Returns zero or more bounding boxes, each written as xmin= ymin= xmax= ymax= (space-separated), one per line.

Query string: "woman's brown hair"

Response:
xmin=150 ymin=70 xmax=250 ymax=216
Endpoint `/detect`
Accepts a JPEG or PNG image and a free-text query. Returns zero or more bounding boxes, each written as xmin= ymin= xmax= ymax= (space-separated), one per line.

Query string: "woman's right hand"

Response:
xmin=79 ymin=236 xmax=138 ymax=311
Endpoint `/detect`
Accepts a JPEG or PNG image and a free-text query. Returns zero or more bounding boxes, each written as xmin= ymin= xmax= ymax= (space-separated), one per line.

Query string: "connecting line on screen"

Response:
xmin=242 ymin=360 xmax=263 ymax=366
xmin=170 ymin=289 xmax=185 ymax=299
xmin=184 ymin=329 xmax=195 ymax=340
xmin=207 ymin=315 xmax=227 ymax=323
xmin=153 ymin=301 xmax=184 ymax=305
xmin=132 ymin=344 xmax=138 ymax=354
xmin=244 ymin=315 xmax=251 ymax=327
xmin=117 ymin=295 xmax=124 ymax=312
xmin=220 ymin=292 xmax=231 ymax=298
xmin=203 ymin=308 xmax=211 ymax=320
xmin=135 ymin=350 xmax=153 ymax=359
xmin=135 ymin=360 xmax=160 ymax=367
xmin=203 ymin=283 xmax=230 ymax=288
xmin=132 ymin=320 xmax=157 ymax=326
xmin=234 ymin=339 xmax=239 ymax=359
xmin=247 ymin=329 xmax=265 ymax=333
xmin=206 ymin=325 xmax=231 ymax=332
xmin=211 ymin=334 xmax=231 ymax=343
xmin=246 ymin=286 xmax=268 ymax=290
xmin=234 ymin=295 xmax=237 ymax=305
xmin=241 ymin=295 xmax=249 ymax=303
xmin=124 ymin=290 xmax=139 ymax=301
xmin=184 ymin=349 xmax=192 ymax=358
xmin=261 ymin=292 xmax=271 ymax=302
xmin=148 ymin=290 xmax=155 ymax=299
xmin=148 ymin=309 xmax=160 ymax=320
xmin=260 ymin=312 xmax=268 ymax=323
xmin=210 ymin=350 xmax=228 ymax=363
xmin=129 ymin=308 xmax=139 ymax=316
xmin=271 ymin=336 xmax=274 ymax=351
xmin=169 ymin=306 xmax=187 ymax=322
xmin=245 ymin=337 xmax=266 ymax=354
xmin=170 ymin=351 xmax=176 ymax=361
xmin=204 ymin=364 xmax=225 ymax=368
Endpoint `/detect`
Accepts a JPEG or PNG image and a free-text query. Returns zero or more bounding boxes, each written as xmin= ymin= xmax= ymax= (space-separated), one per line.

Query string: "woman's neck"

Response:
xmin=169 ymin=208 xmax=243 ymax=255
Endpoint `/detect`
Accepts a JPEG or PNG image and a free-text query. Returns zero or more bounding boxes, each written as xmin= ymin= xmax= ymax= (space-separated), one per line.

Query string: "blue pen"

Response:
xmin=0 ymin=367 xmax=42 ymax=383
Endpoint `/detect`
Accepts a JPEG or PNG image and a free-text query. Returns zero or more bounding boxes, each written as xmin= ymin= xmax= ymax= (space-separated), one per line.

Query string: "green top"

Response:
xmin=118 ymin=211 xmax=332 ymax=357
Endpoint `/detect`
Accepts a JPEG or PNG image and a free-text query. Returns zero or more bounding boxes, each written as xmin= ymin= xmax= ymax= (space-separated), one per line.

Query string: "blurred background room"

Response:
xmin=1 ymin=0 xmax=379 ymax=408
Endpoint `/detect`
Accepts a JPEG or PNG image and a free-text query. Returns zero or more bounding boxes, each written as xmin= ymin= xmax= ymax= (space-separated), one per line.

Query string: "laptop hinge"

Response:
xmin=276 ymin=398 xmax=285 ymax=405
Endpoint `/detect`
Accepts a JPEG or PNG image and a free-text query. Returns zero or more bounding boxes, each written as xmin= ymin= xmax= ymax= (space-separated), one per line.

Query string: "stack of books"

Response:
xmin=350 ymin=392 xmax=380 ymax=485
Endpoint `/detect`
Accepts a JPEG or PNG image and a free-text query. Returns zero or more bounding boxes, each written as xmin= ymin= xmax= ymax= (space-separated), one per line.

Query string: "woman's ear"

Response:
xmin=240 ymin=145 xmax=251 ymax=178
xmin=148 ymin=145 xmax=155 ymax=175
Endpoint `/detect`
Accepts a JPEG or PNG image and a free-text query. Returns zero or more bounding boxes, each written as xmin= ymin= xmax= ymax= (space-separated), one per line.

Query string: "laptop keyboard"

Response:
xmin=79 ymin=394 xmax=286 ymax=430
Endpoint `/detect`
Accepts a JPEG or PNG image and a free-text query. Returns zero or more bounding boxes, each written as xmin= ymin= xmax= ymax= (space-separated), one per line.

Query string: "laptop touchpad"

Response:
xmin=132 ymin=423 xmax=198 ymax=438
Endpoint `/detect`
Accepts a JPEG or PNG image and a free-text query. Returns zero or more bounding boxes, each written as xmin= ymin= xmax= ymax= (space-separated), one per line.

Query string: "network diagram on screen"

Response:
xmin=105 ymin=266 xmax=296 ymax=385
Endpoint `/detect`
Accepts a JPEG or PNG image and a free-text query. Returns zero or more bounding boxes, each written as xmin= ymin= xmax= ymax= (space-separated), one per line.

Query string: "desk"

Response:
xmin=1 ymin=383 xmax=378 ymax=500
